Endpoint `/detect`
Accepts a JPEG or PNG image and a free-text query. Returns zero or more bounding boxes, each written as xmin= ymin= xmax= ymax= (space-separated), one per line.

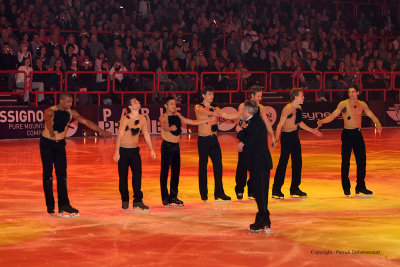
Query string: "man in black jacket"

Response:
xmin=237 ymin=100 xmax=273 ymax=232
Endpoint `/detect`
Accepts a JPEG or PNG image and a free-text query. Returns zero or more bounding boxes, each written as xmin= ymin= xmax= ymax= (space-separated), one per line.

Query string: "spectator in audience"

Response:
xmin=16 ymin=58 xmax=44 ymax=104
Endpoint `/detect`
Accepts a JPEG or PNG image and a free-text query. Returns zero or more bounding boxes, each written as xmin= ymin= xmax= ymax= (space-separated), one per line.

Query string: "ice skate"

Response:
xmin=132 ymin=201 xmax=149 ymax=211
xmin=167 ymin=197 xmax=184 ymax=207
xmin=236 ymin=192 xmax=243 ymax=200
xmin=355 ymin=188 xmax=373 ymax=197
xmin=58 ymin=204 xmax=79 ymax=217
xmin=122 ymin=201 xmax=129 ymax=210
xmin=47 ymin=206 xmax=55 ymax=216
xmin=272 ymin=190 xmax=284 ymax=199
xmin=290 ymin=188 xmax=307 ymax=198
xmin=214 ymin=193 xmax=231 ymax=203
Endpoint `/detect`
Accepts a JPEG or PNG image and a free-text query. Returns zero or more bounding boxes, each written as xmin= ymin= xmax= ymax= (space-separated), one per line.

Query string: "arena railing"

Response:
xmin=269 ymin=71 xmax=296 ymax=93
xmin=392 ymin=71 xmax=400 ymax=101
xmin=296 ymin=70 xmax=322 ymax=102
xmin=200 ymin=71 xmax=240 ymax=105
xmin=65 ymin=71 xmax=110 ymax=106
xmin=0 ymin=70 xmax=27 ymax=102
xmin=240 ymin=71 xmax=268 ymax=99
xmin=31 ymin=70 xmax=63 ymax=107
xmin=112 ymin=71 xmax=156 ymax=106
xmin=360 ymin=71 xmax=392 ymax=101
xmin=157 ymin=71 xmax=198 ymax=118
xmin=323 ymin=71 xmax=361 ymax=101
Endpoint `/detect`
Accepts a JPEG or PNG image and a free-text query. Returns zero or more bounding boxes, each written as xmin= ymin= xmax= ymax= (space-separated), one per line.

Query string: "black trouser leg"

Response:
xmin=254 ymin=168 xmax=270 ymax=224
xmin=290 ymin=133 xmax=302 ymax=191
xmin=235 ymin=149 xmax=248 ymax=194
xmin=40 ymin=137 xmax=55 ymax=210
xmin=272 ymin=132 xmax=292 ymax=192
xmin=130 ymin=148 xmax=143 ymax=202
xmin=198 ymin=137 xmax=210 ymax=199
xmin=118 ymin=148 xmax=131 ymax=202
xmin=53 ymin=141 xmax=69 ymax=207
xmin=341 ymin=130 xmax=353 ymax=193
xmin=169 ymin=144 xmax=181 ymax=199
xmin=160 ymin=141 xmax=172 ymax=201
xmin=353 ymin=132 xmax=367 ymax=190
xmin=209 ymin=136 xmax=224 ymax=196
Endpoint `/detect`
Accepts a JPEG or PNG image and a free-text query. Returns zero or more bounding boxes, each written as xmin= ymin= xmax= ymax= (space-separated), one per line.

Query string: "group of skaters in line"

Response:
xmin=40 ymin=84 xmax=382 ymax=232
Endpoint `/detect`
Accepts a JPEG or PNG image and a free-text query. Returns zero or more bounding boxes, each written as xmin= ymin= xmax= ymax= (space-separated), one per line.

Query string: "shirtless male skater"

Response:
xmin=159 ymin=96 xmax=211 ymax=206
xmin=235 ymin=86 xmax=276 ymax=200
xmin=195 ymin=86 xmax=240 ymax=201
xmin=272 ymin=88 xmax=322 ymax=199
xmin=113 ymin=97 xmax=156 ymax=210
xmin=317 ymin=85 xmax=382 ymax=196
xmin=41 ymin=92 xmax=111 ymax=216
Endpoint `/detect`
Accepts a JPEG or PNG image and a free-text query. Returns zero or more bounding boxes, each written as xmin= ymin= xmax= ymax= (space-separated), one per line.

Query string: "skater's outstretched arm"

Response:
xmin=141 ymin=118 xmax=156 ymax=160
xmin=361 ymin=101 xmax=383 ymax=133
xmin=176 ymin=112 xmax=212 ymax=125
xmin=71 ymin=110 xmax=111 ymax=137
xmin=317 ymin=101 xmax=346 ymax=127
xmin=299 ymin=122 xmax=322 ymax=137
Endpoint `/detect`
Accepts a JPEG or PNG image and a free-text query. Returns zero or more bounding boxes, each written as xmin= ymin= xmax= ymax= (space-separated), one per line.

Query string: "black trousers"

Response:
xmin=197 ymin=135 xmax=224 ymax=198
xmin=341 ymin=129 xmax=366 ymax=192
xmin=273 ymin=130 xmax=302 ymax=192
xmin=118 ymin=147 xmax=143 ymax=202
xmin=40 ymin=136 xmax=70 ymax=210
xmin=234 ymin=148 xmax=254 ymax=195
xmin=160 ymin=140 xmax=181 ymax=201
xmin=254 ymin=168 xmax=270 ymax=223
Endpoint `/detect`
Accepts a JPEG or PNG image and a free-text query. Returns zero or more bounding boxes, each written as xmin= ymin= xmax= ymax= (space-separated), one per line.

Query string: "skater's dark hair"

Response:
xmin=290 ymin=88 xmax=304 ymax=101
xmin=349 ymin=84 xmax=360 ymax=92
xmin=59 ymin=92 xmax=73 ymax=100
xmin=125 ymin=97 xmax=138 ymax=111
xmin=249 ymin=85 xmax=263 ymax=99
xmin=164 ymin=96 xmax=176 ymax=105
xmin=244 ymin=100 xmax=259 ymax=115
xmin=201 ymin=85 xmax=214 ymax=96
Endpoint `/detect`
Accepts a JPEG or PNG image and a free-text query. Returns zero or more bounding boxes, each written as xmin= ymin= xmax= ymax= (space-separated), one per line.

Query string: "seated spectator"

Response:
xmin=16 ymin=58 xmax=44 ymax=104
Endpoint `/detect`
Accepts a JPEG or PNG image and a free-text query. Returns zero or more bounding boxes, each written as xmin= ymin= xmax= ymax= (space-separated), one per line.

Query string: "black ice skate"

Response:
xmin=344 ymin=190 xmax=351 ymax=197
xmin=272 ymin=190 xmax=285 ymax=199
xmin=167 ymin=197 xmax=184 ymax=207
xmin=47 ymin=206 xmax=55 ymax=216
xmin=290 ymin=188 xmax=307 ymax=198
xmin=132 ymin=201 xmax=149 ymax=210
xmin=58 ymin=204 xmax=79 ymax=217
xmin=248 ymin=192 xmax=255 ymax=200
xmin=355 ymin=188 xmax=373 ymax=197
xmin=236 ymin=192 xmax=243 ymax=200
xmin=214 ymin=193 xmax=231 ymax=201
xmin=122 ymin=201 xmax=129 ymax=210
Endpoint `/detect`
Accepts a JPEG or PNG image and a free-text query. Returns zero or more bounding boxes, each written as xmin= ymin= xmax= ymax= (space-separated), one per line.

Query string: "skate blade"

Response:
xmin=128 ymin=208 xmax=150 ymax=213
xmin=272 ymin=195 xmax=284 ymax=200
xmin=355 ymin=194 xmax=373 ymax=198
xmin=213 ymin=200 xmax=232 ymax=204
xmin=290 ymin=195 xmax=307 ymax=199
xmin=165 ymin=204 xmax=184 ymax=208
xmin=58 ymin=212 xmax=79 ymax=217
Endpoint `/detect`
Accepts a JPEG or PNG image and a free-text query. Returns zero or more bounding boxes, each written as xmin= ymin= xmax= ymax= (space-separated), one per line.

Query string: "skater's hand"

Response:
xmin=237 ymin=142 xmax=244 ymax=152
xmin=376 ymin=124 xmax=382 ymax=134
xmin=317 ymin=119 xmax=323 ymax=128
xmin=100 ymin=130 xmax=112 ymax=137
xmin=113 ymin=152 xmax=120 ymax=163
xmin=236 ymin=125 xmax=243 ymax=133
xmin=312 ymin=128 xmax=323 ymax=137
xmin=271 ymin=139 xmax=278 ymax=148
xmin=150 ymin=149 xmax=156 ymax=160
xmin=169 ymin=125 xmax=177 ymax=131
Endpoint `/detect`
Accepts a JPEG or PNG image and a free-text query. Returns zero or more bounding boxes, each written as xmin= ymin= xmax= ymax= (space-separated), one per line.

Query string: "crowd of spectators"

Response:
xmin=0 ymin=0 xmax=400 ymax=104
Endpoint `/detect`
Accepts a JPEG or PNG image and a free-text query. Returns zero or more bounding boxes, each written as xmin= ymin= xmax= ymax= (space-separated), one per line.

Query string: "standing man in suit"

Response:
xmin=237 ymin=100 xmax=273 ymax=231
